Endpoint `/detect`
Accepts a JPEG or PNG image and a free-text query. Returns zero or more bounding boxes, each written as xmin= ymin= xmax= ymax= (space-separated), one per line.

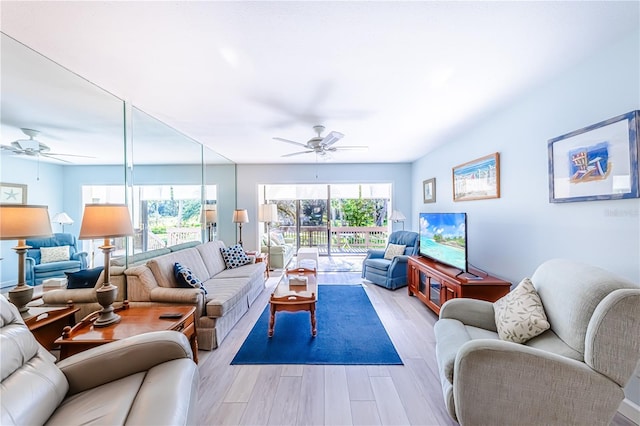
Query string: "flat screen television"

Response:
xmin=418 ymin=212 xmax=467 ymax=273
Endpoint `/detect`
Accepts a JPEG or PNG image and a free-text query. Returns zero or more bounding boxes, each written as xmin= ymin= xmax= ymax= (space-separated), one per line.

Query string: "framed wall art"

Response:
xmin=0 ymin=183 xmax=27 ymax=204
xmin=423 ymin=178 xmax=436 ymax=203
xmin=548 ymin=110 xmax=639 ymax=203
xmin=452 ymin=153 xmax=500 ymax=201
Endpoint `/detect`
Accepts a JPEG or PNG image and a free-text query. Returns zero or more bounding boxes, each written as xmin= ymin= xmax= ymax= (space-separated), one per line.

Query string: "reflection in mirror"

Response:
xmin=0 ymin=33 xmax=125 ymax=287
xmin=204 ymin=145 xmax=236 ymax=245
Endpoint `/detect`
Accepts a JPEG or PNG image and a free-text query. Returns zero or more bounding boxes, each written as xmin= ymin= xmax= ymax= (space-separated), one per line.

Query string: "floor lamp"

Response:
xmin=233 ymin=209 xmax=249 ymax=247
xmin=258 ymin=203 xmax=278 ymax=271
xmin=79 ymin=204 xmax=134 ymax=327
xmin=390 ymin=210 xmax=406 ymax=230
xmin=0 ymin=205 xmax=53 ymax=314
xmin=51 ymin=212 xmax=74 ymax=233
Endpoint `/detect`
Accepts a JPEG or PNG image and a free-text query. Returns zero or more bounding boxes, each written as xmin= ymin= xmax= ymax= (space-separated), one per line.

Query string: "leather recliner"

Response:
xmin=0 ymin=294 xmax=199 ymax=425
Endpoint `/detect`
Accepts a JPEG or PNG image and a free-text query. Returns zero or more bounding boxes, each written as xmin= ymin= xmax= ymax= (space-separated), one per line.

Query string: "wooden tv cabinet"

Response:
xmin=407 ymin=256 xmax=511 ymax=315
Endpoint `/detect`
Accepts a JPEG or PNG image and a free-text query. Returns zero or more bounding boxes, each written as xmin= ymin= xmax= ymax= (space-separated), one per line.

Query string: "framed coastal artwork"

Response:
xmin=452 ymin=153 xmax=500 ymax=201
xmin=0 ymin=183 xmax=27 ymax=204
xmin=548 ymin=110 xmax=639 ymax=203
xmin=423 ymin=178 xmax=436 ymax=203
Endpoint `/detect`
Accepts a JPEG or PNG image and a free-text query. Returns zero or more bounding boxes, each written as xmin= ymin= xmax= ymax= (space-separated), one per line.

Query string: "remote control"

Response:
xmin=159 ymin=313 xmax=183 ymax=319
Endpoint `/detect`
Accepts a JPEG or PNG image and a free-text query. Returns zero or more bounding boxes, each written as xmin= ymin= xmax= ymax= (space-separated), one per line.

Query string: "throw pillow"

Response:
xmin=494 ymin=277 xmax=550 ymax=343
xmin=270 ymin=231 xmax=286 ymax=246
xmin=65 ymin=267 xmax=104 ymax=289
xmin=40 ymin=246 xmax=71 ymax=264
xmin=220 ymin=244 xmax=251 ymax=269
xmin=173 ymin=263 xmax=207 ymax=294
xmin=384 ymin=243 xmax=406 ymax=260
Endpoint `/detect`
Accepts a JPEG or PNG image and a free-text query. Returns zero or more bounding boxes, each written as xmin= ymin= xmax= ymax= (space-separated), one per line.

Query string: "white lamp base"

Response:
xmin=8 ymin=284 xmax=33 ymax=315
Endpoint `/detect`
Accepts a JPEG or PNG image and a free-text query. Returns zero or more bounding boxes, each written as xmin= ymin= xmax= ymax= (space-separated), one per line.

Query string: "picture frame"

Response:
xmin=548 ymin=110 xmax=639 ymax=203
xmin=423 ymin=178 xmax=436 ymax=203
xmin=452 ymin=153 xmax=500 ymax=201
xmin=0 ymin=182 xmax=27 ymax=204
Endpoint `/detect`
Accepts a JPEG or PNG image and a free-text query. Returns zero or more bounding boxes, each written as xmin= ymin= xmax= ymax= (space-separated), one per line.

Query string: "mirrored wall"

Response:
xmin=0 ymin=32 xmax=236 ymax=287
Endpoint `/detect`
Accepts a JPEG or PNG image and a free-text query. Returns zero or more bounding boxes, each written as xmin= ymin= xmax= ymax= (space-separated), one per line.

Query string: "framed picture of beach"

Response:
xmin=0 ymin=182 xmax=27 ymax=204
xmin=548 ymin=110 xmax=639 ymax=203
xmin=452 ymin=153 xmax=500 ymax=201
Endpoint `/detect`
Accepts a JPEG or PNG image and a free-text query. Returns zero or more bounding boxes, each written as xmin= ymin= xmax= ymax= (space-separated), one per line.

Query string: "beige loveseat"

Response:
xmin=125 ymin=241 xmax=266 ymax=350
xmin=0 ymin=294 xmax=199 ymax=425
xmin=40 ymin=241 xmax=200 ymax=321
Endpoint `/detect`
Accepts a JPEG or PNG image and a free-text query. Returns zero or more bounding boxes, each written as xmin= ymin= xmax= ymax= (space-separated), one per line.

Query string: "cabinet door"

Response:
xmin=442 ymin=282 xmax=458 ymax=305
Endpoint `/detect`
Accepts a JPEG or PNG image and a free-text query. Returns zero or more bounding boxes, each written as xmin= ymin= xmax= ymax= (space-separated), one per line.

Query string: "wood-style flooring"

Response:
xmin=195 ymin=270 xmax=637 ymax=426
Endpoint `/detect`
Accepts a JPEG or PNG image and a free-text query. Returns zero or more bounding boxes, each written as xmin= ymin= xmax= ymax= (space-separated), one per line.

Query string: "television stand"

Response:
xmin=407 ymin=256 xmax=511 ymax=315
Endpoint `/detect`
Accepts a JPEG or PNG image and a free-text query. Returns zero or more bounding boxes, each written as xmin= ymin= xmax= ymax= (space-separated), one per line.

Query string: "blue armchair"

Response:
xmin=362 ymin=230 xmax=419 ymax=290
xmin=25 ymin=233 xmax=88 ymax=286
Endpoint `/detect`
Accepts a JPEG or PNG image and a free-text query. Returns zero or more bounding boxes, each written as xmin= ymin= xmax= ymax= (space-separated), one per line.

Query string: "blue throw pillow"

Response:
xmin=173 ymin=262 xmax=207 ymax=294
xmin=220 ymin=244 xmax=251 ymax=269
xmin=65 ymin=267 xmax=104 ymax=289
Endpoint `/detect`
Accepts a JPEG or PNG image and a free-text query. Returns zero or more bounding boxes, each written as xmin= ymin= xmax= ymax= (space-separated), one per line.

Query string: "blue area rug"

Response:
xmin=231 ymin=285 xmax=402 ymax=365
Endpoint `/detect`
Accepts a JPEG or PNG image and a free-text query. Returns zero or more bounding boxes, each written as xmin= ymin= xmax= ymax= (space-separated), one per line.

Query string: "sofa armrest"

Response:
xmin=439 ymin=298 xmax=497 ymax=332
xmin=453 ymin=339 xmax=623 ymax=425
xmin=57 ymin=330 xmax=194 ymax=395
xmin=125 ymin=265 xmax=159 ymax=302
xmin=150 ymin=287 xmax=203 ymax=305
xmin=42 ymin=288 xmax=97 ymax=304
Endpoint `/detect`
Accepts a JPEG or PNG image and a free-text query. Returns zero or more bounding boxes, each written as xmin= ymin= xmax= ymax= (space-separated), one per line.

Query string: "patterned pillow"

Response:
xmin=220 ymin=244 xmax=251 ymax=269
xmin=494 ymin=277 xmax=550 ymax=343
xmin=383 ymin=243 xmax=406 ymax=260
xmin=173 ymin=262 xmax=207 ymax=294
xmin=40 ymin=246 xmax=70 ymax=264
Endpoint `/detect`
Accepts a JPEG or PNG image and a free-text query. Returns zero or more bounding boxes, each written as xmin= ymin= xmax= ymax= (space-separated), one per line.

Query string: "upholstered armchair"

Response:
xmin=433 ymin=259 xmax=640 ymax=425
xmin=25 ymin=233 xmax=88 ymax=285
xmin=362 ymin=230 xmax=419 ymax=290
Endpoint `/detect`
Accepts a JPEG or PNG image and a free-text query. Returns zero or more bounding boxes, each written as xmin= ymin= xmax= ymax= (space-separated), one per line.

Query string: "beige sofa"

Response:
xmin=40 ymin=242 xmax=200 ymax=321
xmin=125 ymin=241 xmax=266 ymax=350
xmin=0 ymin=294 xmax=199 ymax=425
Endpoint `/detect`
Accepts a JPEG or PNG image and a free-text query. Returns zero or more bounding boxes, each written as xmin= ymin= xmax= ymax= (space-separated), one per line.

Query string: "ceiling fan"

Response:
xmin=274 ymin=125 xmax=368 ymax=158
xmin=1 ymin=128 xmax=93 ymax=163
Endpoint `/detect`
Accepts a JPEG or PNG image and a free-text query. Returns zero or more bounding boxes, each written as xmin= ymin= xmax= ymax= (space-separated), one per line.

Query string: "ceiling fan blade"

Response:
xmin=1 ymin=144 xmax=21 ymax=153
xmin=40 ymin=153 xmax=73 ymax=163
xmin=46 ymin=152 xmax=96 ymax=158
xmin=273 ymin=137 xmax=308 ymax=148
xmin=281 ymin=150 xmax=314 ymax=158
xmin=334 ymin=145 xmax=368 ymax=151
xmin=321 ymin=131 xmax=344 ymax=147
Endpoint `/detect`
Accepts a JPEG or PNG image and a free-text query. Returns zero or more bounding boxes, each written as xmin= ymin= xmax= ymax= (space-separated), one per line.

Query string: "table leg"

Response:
xmin=310 ymin=303 xmax=316 ymax=337
xmin=268 ymin=304 xmax=275 ymax=337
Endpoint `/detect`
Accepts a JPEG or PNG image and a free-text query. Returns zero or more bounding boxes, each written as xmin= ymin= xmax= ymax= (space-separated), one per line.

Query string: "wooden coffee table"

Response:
xmin=55 ymin=303 xmax=198 ymax=363
xmin=269 ymin=267 xmax=318 ymax=337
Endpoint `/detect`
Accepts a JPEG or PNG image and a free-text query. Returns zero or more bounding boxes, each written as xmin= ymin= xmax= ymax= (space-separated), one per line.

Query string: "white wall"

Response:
xmin=235 ymin=163 xmax=412 ymax=252
xmin=411 ymin=28 xmax=640 ymax=406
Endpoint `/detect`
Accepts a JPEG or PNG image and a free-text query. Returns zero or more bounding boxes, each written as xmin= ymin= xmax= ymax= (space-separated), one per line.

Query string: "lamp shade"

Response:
xmin=232 ymin=209 xmax=249 ymax=224
xmin=0 ymin=205 xmax=53 ymax=240
xmin=51 ymin=212 xmax=74 ymax=225
xmin=390 ymin=210 xmax=406 ymax=221
xmin=205 ymin=209 xmax=217 ymax=224
xmin=79 ymin=204 xmax=134 ymax=239
xmin=258 ymin=204 xmax=277 ymax=223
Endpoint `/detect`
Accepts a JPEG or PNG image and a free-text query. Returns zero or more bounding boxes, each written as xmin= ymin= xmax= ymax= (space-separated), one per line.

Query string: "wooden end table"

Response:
xmin=54 ymin=303 xmax=198 ymax=363
xmin=269 ymin=268 xmax=318 ymax=337
xmin=24 ymin=304 xmax=79 ymax=350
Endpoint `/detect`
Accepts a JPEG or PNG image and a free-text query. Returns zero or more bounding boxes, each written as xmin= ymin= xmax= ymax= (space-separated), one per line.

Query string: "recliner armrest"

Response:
xmin=439 ymin=298 xmax=497 ymax=331
xmin=364 ymin=249 xmax=385 ymax=260
xmin=57 ymin=330 xmax=194 ymax=396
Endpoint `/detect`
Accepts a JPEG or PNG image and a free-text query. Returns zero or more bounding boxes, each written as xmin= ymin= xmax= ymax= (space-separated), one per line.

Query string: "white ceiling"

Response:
xmin=1 ymin=1 xmax=638 ymax=165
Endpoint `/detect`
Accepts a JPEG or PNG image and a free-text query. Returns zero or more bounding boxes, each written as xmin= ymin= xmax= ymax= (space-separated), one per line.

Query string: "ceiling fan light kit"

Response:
xmin=275 ymin=124 xmax=368 ymax=159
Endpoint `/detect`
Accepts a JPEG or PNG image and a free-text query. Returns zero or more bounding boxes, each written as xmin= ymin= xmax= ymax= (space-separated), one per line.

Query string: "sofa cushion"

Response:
xmin=202 ymin=278 xmax=250 ymax=318
xmin=215 ymin=262 xmax=264 ymax=280
xmin=383 ymin=243 xmax=406 ymax=260
xmin=66 ymin=267 xmax=104 ymax=289
xmin=173 ymin=263 xmax=207 ymax=295
xmin=40 ymin=246 xmax=70 ymax=264
xmin=220 ymin=244 xmax=251 ymax=269
xmin=494 ymin=278 xmax=550 ymax=343
xmin=146 ymin=248 xmax=209 ymax=288
xmin=196 ymin=241 xmax=228 ymax=277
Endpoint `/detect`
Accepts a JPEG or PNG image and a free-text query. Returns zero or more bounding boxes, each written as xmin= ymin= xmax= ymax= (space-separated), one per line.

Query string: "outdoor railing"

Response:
xmin=276 ymin=225 xmax=388 ymax=254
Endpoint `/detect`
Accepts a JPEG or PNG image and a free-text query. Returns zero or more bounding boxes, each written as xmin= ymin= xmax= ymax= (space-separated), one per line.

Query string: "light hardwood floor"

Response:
xmin=195 ymin=270 xmax=636 ymax=426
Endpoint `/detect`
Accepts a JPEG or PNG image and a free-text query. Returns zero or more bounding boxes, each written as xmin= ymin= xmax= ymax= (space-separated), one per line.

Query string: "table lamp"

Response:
xmin=51 ymin=212 xmax=74 ymax=233
xmin=232 ymin=209 xmax=249 ymax=247
xmin=78 ymin=204 xmax=133 ymax=327
xmin=390 ymin=210 xmax=406 ymax=230
xmin=205 ymin=208 xmax=217 ymax=242
xmin=258 ymin=203 xmax=278 ymax=270
xmin=0 ymin=205 xmax=53 ymax=314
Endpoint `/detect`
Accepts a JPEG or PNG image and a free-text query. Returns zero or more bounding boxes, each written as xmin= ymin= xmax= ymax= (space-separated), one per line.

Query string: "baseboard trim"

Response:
xmin=619 ymin=398 xmax=640 ymax=425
